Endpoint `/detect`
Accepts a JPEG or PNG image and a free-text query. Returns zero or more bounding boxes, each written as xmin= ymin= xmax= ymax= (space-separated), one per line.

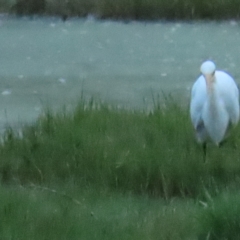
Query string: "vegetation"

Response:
xmin=198 ymin=192 xmax=240 ymax=240
xmin=0 ymin=99 xmax=240 ymax=238
xmin=0 ymin=184 xmax=198 ymax=239
xmin=1 ymin=0 xmax=240 ymax=20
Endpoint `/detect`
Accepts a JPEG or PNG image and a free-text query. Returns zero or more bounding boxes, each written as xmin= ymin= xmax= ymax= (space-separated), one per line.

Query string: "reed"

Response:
xmin=1 ymin=100 xmax=240 ymax=198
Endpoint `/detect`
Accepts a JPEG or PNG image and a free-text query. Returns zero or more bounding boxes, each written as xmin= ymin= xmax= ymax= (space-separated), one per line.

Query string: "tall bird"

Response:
xmin=190 ymin=60 xmax=239 ymax=158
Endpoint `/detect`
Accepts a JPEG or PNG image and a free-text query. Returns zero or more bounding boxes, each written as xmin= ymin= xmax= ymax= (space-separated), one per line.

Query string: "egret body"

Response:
xmin=190 ymin=61 xmax=239 ymax=154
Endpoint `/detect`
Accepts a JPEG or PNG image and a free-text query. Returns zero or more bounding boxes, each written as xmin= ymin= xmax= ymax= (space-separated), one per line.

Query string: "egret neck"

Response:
xmin=204 ymin=72 xmax=227 ymax=145
xmin=205 ymin=73 xmax=218 ymax=115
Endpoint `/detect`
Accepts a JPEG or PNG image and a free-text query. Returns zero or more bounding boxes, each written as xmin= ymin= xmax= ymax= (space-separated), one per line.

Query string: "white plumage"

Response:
xmin=190 ymin=60 xmax=239 ymax=146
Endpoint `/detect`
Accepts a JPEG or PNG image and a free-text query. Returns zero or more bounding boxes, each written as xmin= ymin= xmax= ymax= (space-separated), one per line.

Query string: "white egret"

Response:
xmin=190 ymin=60 xmax=239 ymax=158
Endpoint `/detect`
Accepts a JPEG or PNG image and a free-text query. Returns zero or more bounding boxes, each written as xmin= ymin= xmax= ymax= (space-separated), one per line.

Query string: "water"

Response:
xmin=0 ymin=16 xmax=240 ymax=131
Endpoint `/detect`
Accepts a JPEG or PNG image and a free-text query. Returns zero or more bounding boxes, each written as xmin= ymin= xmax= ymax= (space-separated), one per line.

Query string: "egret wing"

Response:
xmin=190 ymin=76 xmax=207 ymax=129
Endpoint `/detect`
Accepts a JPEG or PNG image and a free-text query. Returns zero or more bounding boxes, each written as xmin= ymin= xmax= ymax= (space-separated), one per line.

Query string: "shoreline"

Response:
xmin=1 ymin=0 xmax=240 ymax=21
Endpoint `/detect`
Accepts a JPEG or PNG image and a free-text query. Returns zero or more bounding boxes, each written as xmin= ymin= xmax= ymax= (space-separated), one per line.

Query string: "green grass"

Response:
xmin=2 ymin=0 xmax=240 ymax=20
xmin=198 ymin=192 xmax=240 ymax=240
xmin=0 ymin=185 xmax=199 ymax=240
xmin=1 ymin=99 xmax=240 ymax=238
xmin=1 ymin=100 xmax=240 ymax=197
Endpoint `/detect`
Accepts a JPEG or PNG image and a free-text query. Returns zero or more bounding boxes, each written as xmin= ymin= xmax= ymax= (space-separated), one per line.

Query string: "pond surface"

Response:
xmin=0 ymin=15 xmax=240 ymax=131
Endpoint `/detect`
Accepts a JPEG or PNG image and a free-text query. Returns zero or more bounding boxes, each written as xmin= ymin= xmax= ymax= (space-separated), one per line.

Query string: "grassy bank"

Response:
xmin=1 ymin=100 xmax=240 ymax=238
xmin=1 ymin=100 xmax=240 ymax=197
xmin=1 ymin=0 xmax=240 ymax=20
xmin=2 ymin=185 xmax=240 ymax=240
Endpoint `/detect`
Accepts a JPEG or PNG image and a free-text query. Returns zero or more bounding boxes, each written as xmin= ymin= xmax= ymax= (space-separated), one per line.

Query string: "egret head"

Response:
xmin=200 ymin=60 xmax=216 ymax=90
xmin=200 ymin=61 xmax=216 ymax=75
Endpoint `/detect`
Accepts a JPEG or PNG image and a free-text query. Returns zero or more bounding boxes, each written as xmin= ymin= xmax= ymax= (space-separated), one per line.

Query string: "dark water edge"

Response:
xmin=1 ymin=0 xmax=240 ymax=21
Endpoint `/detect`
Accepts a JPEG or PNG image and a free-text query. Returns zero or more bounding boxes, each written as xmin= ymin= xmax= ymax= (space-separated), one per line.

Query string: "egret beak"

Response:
xmin=204 ymin=73 xmax=215 ymax=91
